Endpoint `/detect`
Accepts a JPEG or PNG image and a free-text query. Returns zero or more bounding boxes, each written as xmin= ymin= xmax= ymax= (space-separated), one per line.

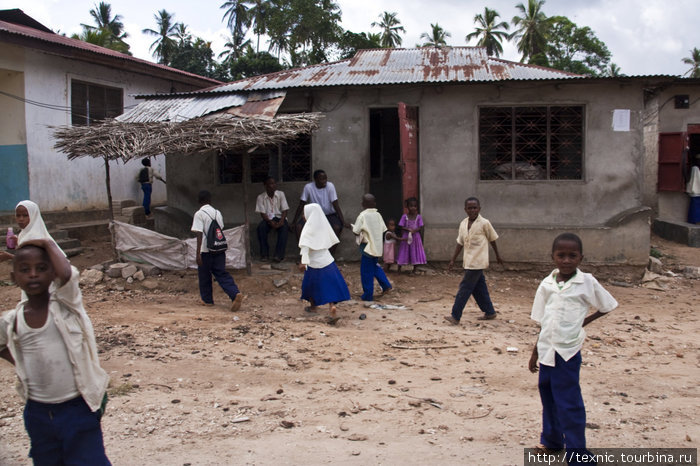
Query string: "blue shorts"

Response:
xmin=24 ymin=396 xmax=110 ymax=465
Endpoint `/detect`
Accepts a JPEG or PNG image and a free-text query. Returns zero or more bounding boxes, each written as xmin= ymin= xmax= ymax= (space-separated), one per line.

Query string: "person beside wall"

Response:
xmin=255 ymin=176 xmax=289 ymax=262
xmin=136 ymin=158 xmax=165 ymax=218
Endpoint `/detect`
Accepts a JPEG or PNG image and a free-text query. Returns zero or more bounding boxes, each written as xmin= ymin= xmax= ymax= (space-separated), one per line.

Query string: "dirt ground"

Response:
xmin=0 ymin=235 xmax=698 ymax=466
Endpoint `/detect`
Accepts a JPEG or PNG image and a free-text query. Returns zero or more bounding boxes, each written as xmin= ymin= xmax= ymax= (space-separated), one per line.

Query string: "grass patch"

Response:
xmin=650 ymin=247 xmax=663 ymax=259
xmin=108 ymin=382 xmax=136 ymax=397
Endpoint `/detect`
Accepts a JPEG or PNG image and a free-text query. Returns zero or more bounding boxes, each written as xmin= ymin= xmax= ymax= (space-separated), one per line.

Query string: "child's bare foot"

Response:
xmin=304 ymin=305 xmax=318 ymax=313
xmin=329 ymin=303 xmax=337 ymax=316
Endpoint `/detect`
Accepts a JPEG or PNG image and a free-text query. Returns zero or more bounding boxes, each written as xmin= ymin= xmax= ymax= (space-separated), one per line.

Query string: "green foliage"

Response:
xmin=75 ymin=1 xmax=131 ymax=54
xmin=142 ymin=10 xmax=178 ymax=64
xmin=540 ymin=16 xmax=611 ymax=76
xmin=465 ymin=7 xmax=509 ymax=57
xmin=371 ymin=11 xmax=405 ymax=48
xmin=337 ymin=31 xmax=382 ymax=59
xmin=511 ymin=0 xmax=549 ymax=61
xmin=682 ymin=47 xmax=700 ymax=78
xmin=229 ymin=46 xmax=284 ymax=79
xmin=169 ymin=38 xmax=219 ymax=78
xmin=419 ymin=23 xmax=451 ymax=47
xmin=265 ymin=0 xmax=343 ymax=67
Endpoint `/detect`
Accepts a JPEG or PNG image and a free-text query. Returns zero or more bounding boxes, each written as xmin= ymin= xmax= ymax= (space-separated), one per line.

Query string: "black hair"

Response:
xmin=198 ymin=190 xmax=212 ymax=204
xmin=465 ymin=197 xmax=480 ymax=206
xmin=313 ymin=169 xmax=326 ymax=180
xmin=13 ymin=244 xmax=49 ymax=264
xmin=263 ymin=175 xmax=276 ymax=184
xmin=552 ymin=232 xmax=583 ymax=254
xmin=405 ymin=197 xmax=418 ymax=207
xmin=142 ymin=158 xmax=151 ymax=167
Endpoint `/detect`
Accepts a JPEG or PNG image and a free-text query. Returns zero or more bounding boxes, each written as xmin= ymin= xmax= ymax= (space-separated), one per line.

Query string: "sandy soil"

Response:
xmin=0 ymin=235 xmax=698 ymax=466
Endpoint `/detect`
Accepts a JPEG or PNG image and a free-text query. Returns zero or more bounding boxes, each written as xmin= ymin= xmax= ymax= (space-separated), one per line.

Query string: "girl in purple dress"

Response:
xmin=397 ymin=197 xmax=427 ymax=272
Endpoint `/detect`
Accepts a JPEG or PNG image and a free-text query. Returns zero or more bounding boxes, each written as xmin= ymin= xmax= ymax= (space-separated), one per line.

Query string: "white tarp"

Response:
xmin=111 ymin=221 xmax=246 ymax=270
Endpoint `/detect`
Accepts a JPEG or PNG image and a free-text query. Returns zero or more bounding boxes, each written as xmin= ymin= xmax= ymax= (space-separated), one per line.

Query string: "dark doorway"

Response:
xmin=370 ymin=108 xmax=403 ymax=222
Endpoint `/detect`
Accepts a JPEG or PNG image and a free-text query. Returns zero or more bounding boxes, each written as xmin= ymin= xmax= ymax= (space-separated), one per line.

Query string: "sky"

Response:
xmin=2 ymin=0 xmax=698 ymax=76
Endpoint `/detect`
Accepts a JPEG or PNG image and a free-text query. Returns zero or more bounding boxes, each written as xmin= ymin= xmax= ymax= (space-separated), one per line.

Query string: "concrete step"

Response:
xmin=58 ymin=220 xmax=111 ymax=241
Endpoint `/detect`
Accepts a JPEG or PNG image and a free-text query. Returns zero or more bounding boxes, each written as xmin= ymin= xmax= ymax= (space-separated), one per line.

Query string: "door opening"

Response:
xmin=369 ymin=108 xmax=403 ymax=221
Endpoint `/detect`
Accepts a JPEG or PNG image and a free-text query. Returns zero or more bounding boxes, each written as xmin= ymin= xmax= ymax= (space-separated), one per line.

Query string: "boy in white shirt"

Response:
xmin=0 ymin=239 xmax=110 ymax=465
xmin=352 ymin=193 xmax=392 ymax=301
xmin=528 ymin=233 xmax=618 ymax=464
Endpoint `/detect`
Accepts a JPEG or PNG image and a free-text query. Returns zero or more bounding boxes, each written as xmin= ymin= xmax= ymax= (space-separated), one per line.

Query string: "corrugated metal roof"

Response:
xmin=0 ymin=13 xmax=221 ymax=86
xmin=213 ymin=47 xmax=583 ymax=92
xmin=117 ymin=91 xmax=286 ymax=122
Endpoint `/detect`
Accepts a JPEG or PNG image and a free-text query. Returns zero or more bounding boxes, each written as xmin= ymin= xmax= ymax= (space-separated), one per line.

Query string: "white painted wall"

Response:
xmin=6 ymin=44 xmax=202 ymax=211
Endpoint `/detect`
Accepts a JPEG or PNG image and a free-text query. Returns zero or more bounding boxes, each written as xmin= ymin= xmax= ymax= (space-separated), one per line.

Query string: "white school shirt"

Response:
xmin=531 ymin=269 xmax=618 ymax=367
xmin=0 ymin=268 xmax=109 ymax=411
xmin=191 ymin=204 xmax=224 ymax=252
xmin=352 ymin=208 xmax=386 ymax=258
xmin=255 ymin=190 xmax=289 ymax=218
xmin=456 ymin=214 xmax=498 ymax=270
xmin=301 ymin=181 xmax=338 ymax=215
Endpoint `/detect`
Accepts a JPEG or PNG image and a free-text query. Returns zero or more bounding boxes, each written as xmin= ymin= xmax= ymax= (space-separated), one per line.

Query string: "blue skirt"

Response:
xmin=301 ymin=262 xmax=350 ymax=306
xmin=689 ymin=196 xmax=700 ymax=223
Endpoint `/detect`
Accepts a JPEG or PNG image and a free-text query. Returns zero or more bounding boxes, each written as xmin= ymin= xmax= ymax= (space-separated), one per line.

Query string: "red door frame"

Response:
xmin=398 ymin=103 xmax=419 ymax=211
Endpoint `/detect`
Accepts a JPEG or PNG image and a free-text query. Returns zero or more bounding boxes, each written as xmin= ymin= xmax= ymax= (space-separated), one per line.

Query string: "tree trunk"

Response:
xmin=104 ymin=156 xmax=118 ymax=260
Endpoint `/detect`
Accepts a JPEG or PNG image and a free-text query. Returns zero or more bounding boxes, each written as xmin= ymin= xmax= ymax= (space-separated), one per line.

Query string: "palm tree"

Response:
xmin=248 ymin=0 xmax=270 ymax=53
xmin=173 ymin=23 xmax=191 ymax=47
xmin=605 ymin=63 xmax=623 ymax=77
xmin=84 ymin=1 xmax=127 ymax=39
xmin=419 ymin=23 xmax=450 ymax=47
xmin=510 ymin=0 xmax=549 ymax=62
xmin=465 ymin=7 xmax=509 ymax=57
xmin=219 ymin=32 xmax=252 ymax=65
xmin=71 ymin=28 xmax=112 ymax=48
xmin=142 ymin=10 xmax=178 ymax=64
xmin=371 ymin=11 xmax=405 ymax=48
xmin=220 ymin=0 xmax=251 ymax=59
xmin=682 ymin=47 xmax=700 ymax=78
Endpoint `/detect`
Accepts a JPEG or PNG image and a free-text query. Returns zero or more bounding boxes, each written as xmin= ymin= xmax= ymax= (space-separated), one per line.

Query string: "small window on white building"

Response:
xmin=71 ymin=80 xmax=123 ymax=126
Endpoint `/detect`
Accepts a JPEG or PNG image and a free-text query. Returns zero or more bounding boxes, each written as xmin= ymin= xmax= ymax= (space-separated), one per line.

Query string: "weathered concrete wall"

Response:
xmin=0 ymin=44 xmax=203 ymax=212
xmin=654 ymin=84 xmax=700 ymax=222
xmin=166 ymin=81 xmax=653 ymax=264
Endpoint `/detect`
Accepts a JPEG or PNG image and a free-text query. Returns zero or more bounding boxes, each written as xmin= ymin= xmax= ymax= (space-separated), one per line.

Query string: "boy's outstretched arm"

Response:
xmin=448 ymin=244 xmax=463 ymax=270
xmin=583 ymin=310 xmax=606 ymax=327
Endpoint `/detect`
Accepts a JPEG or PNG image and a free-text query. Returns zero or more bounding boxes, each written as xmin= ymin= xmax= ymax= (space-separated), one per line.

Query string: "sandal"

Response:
xmin=533 ymin=444 xmax=563 ymax=454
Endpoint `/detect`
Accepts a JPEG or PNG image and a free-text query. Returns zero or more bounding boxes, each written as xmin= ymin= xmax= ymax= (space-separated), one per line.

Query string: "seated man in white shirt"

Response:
xmin=291 ymin=169 xmax=347 ymax=254
xmin=255 ymin=176 xmax=289 ymax=262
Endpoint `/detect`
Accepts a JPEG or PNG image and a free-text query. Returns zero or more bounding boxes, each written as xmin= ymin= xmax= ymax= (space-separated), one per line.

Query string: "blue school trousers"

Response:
xmin=539 ymin=352 xmax=596 ymax=465
xmin=450 ymin=269 xmax=496 ymax=321
xmin=198 ymin=251 xmax=240 ymax=304
xmin=140 ymin=182 xmax=152 ymax=216
xmin=360 ymin=251 xmax=392 ymax=301
xmin=23 ymin=396 xmax=110 ymax=465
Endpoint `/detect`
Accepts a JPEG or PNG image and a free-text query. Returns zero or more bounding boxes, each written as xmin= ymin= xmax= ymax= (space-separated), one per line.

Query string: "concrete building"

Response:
xmin=0 ymin=9 xmax=220 ymax=212
xmin=132 ymin=47 xmax=699 ymax=262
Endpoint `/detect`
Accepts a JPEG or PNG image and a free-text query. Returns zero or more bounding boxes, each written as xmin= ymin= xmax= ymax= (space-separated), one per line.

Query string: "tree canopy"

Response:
xmin=465 ymin=7 xmax=509 ymax=57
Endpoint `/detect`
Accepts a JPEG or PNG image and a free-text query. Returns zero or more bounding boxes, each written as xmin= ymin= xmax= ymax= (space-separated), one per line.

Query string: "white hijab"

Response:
xmin=298 ymin=203 xmax=339 ymax=251
xmin=16 ymin=200 xmax=65 ymax=256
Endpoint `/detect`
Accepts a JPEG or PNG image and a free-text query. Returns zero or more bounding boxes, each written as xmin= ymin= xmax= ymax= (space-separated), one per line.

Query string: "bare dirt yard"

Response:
xmin=0 ymin=235 xmax=698 ymax=465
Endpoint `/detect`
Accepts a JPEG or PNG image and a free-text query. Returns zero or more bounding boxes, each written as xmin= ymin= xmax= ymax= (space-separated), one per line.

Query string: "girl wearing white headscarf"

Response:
xmin=15 ymin=200 xmax=65 ymax=255
xmin=298 ymin=203 xmax=350 ymax=323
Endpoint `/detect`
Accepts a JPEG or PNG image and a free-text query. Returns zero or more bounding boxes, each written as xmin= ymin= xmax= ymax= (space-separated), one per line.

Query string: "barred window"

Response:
xmin=71 ymin=80 xmax=123 ymax=126
xmin=218 ymin=134 xmax=311 ymax=184
xmin=479 ymin=106 xmax=584 ymax=180
xmin=280 ymin=134 xmax=311 ymax=182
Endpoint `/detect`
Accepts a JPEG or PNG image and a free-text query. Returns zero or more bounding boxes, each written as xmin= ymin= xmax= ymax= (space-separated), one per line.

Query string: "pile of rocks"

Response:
xmin=80 ymin=261 xmax=161 ymax=287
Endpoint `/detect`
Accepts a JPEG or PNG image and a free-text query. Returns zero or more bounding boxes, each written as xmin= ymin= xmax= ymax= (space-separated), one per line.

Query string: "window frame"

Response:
xmin=478 ymin=104 xmax=585 ymax=181
xmin=70 ymin=79 xmax=124 ymax=126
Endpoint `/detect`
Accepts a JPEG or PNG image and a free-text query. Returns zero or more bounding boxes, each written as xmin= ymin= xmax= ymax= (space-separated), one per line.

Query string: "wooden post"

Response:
xmin=104 ymin=155 xmax=118 ymax=260
xmin=243 ymin=151 xmax=252 ymax=275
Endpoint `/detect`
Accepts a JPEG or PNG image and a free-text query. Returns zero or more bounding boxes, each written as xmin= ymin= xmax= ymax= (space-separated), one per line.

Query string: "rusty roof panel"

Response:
xmin=117 ymin=91 xmax=286 ymax=122
xmin=213 ymin=47 xmax=582 ymax=92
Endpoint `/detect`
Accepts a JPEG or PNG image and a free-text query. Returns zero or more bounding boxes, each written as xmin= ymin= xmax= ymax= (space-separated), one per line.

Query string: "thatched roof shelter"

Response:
xmin=53 ymin=112 xmax=323 ymax=161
